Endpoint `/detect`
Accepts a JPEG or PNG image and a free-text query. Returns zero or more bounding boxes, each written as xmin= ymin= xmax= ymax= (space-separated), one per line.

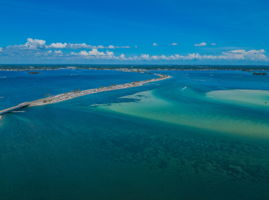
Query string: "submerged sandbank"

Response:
xmin=206 ymin=89 xmax=269 ymax=107
xmin=98 ymin=89 xmax=269 ymax=138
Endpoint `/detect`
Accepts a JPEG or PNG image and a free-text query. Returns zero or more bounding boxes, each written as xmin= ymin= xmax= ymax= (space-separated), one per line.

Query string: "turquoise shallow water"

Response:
xmin=1 ymin=68 xmax=269 ymax=200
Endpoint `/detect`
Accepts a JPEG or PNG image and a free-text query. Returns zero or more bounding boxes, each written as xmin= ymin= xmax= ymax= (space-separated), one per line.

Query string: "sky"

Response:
xmin=0 ymin=0 xmax=268 ymax=64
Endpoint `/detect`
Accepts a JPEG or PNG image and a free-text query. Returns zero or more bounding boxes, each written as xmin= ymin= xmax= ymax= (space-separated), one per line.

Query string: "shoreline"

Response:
xmin=1 ymin=66 xmax=269 ymax=72
xmin=0 ymin=73 xmax=171 ymax=116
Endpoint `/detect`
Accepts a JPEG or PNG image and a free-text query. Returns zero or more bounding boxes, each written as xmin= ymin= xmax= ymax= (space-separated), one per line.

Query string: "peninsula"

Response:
xmin=0 ymin=73 xmax=170 ymax=116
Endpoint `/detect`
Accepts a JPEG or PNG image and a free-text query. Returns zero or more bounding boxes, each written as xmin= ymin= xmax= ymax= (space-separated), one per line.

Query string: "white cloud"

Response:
xmin=140 ymin=54 xmax=150 ymax=59
xmin=47 ymin=42 xmax=68 ymax=49
xmin=3 ymin=38 xmax=131 ymax=51
xmin=152 ymin=42 xmax=158 ymax=46
xmin=194 ymin=42 xmax=207 ymax=47
xmin=71 ymin=49 xmax=115 ymax=59
xmin=108 ymin=45 xmax=115 ymax=49
xmin=119 ymin=54 xmax=126 ymax=60
xmin=47 ymin=50 xmax=63 ymax=55
xmin=107 ymin=45 xmax=131 ymax=49
xmin=46 ymin=42 xmax=130 ymax=49
xmin=221 ymin=49 xmax=268 ymax=61
xmin=87 ymin=49 xmax=105 ymax=56
xmin=0 ymin=38 xmax=267 ymax=63
xmin=114 ymin=49 xmax=268 ymax=61
xmin=25 ymin=38 xmax=46 ymax=49
xmin=3 ymin=38 xmax=47 ymax=51
xmin=68 ymin=43 xmax=92 ymax=49
xmin=54 ymin=50 xmax=63 ymax=55
xmin=47 ymin=42 xmax=92 ymax=49
xmin=170 ymin=43 xmax=178 ymax=46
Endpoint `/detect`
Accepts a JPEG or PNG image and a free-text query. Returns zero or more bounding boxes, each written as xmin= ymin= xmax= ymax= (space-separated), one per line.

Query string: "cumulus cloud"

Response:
xmin=54 ymin=50 xmax=63 ymax=55
xmin=70 ymin=43 xmax=93 ymax=49
xmin=25 ymin=38 xmax=46 ymax=49
xmin=107 ymin=45 xmax=131 ymax=49
xmin=47 ymin=42 xmax=92 ymax=49
xmin=0 ymin=38 xmax=267 ymax=63
xmin=107 ymin=49 xmax=267 ymax=61
xmin=170 ymin=43 xmax=178 ymax=46
xmin=47 ymin=42 xmax=68 ymax=49
xmin=140 ymin=54 xmax=150 ymax=59
xmin=194 ymin=42 xmax=207 ymax=47
xmin=221 ymin=49 xmax=268 ymax=61
xmin=71 ymin=49 xmax=115 ymax=59
xmin=69 ymin=48 xmax=267 ymax=62
xmin=4 ymin=38 xmax=131 ymax=51
xmin=152 ymin=42 xmax=158 ymax=46
xmin=47 ymin=50 xmax=63 ymax=55
xmin=5 ymin=38 xmax=47 ymax=50
xmin=47 ymin=42 xmax=130 ymax=49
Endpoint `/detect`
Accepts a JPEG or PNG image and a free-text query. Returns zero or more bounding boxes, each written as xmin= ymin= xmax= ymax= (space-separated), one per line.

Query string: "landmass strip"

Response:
xmin=0 ymin=73 xmax=171 ymax=117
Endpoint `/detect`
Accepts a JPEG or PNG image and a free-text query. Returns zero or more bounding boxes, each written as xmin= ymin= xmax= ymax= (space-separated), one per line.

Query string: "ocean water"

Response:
xmin=1 ymin=68 xmax=269 ymax=200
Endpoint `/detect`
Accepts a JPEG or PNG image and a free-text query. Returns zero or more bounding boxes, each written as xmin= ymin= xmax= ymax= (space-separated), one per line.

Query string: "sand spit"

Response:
xmin=0 ymin=73 xmax=170 ymax=116
xmin=30 ymin=73 xmax=170 ymax=106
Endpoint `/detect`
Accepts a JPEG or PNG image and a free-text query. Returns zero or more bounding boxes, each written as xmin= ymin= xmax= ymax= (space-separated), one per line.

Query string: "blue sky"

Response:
xmin=0 ymin=0 xmax=268 ymax=64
